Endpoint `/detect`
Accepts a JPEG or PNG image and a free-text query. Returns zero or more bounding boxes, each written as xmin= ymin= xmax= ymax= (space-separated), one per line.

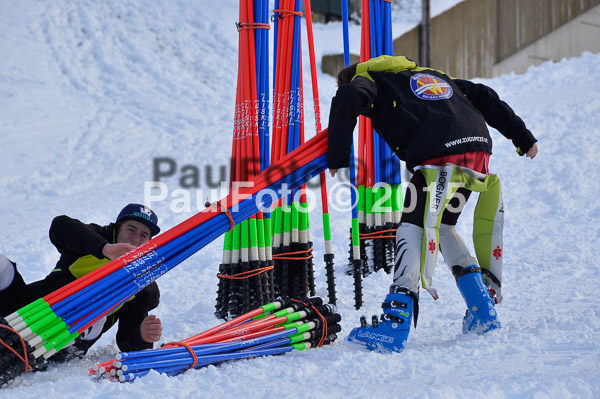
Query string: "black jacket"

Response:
xmin=327 ymin=68 xmax=537 ymax=172
xmin=30 ymin=216 xmax=159 ymax=354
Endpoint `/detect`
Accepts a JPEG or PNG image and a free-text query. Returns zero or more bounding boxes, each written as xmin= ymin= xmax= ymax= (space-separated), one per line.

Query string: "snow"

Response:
xmin=1 ymin=0 xmax=599 ymax=398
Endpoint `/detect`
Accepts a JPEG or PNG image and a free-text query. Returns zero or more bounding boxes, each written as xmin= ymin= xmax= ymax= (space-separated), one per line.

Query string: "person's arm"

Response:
xmin=114 ymin=282 xmax=161 ymax=352
xmin=454 ymin=79 xmax=538 ymax=156
xmin=327 ymin=77 xmax=378 ymax=171
xmin=49 ymin=215 xmax=109 ymax=259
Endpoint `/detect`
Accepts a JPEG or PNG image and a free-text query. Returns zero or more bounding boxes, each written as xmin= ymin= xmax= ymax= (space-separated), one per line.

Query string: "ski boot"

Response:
xmin=453 ymin=265 xmax=501 ymax=334
xmin=347 ymin=286 xmax=418 ymax=352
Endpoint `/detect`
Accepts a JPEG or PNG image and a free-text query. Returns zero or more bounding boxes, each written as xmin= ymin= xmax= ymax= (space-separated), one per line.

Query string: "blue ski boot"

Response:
xmin=453 ymin=265 xmax=501 ymax=334
xmin=347 ymin=286 xmax=418 ymax=352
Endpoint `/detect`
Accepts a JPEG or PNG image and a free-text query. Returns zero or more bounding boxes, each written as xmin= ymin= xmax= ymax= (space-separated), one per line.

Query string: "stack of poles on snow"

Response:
xmin=91 ymin=297 xmax=341 ymax=382
xmin=0 ymin=129 xmax=331 ymax=386
xmin=346 ymin=0 xmax=403 ymax=309
xmin=216 ymin=0 xmax=337 ymax=320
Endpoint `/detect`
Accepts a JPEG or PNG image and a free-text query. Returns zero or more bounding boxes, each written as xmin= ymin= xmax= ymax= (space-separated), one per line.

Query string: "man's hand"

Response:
xmin=329 ymin=168 xmax=338 ymax=177
xmin=526 ymin=142 xmax=538 ymax=159
xmin=140 ymin=315 xmax=162 ymax=343
xmin=102 ymin=243 xmax=136 ymax=260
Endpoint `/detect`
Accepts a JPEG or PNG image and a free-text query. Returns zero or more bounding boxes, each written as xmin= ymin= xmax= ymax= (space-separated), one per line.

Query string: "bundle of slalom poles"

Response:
xmin=0 ymin=129 xmax=330 ymax=387
xmin=216 ymin=0 xmax=337 ymax=320
xmin=345 ymin=0 xmax=403 ymax=310
xmin=215 ymin=0 xmax=275 ymax=320
xmin=270 ymin=0 xmax=315 ymax=303
xmin=91 ymin=296 xmax=341 ymax=382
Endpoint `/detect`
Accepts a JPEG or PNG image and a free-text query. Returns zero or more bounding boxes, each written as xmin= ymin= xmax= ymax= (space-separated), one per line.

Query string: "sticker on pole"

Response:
xmin=410 ymin=73 xmax=453 ymax=100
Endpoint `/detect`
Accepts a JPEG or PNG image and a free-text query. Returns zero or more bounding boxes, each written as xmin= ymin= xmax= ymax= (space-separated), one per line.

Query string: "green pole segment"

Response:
xmin=260 ymin=302 xmax=280 ymax=314
xmin=35 ymin=331 xmax=79 ymax=359
xmin=299 ymin=202 xmax=309 ymax=235
xmin=222 ymin=230 xmax=232 ymax=251
xmin=283 ymin=204 xmax=292 ymax=244
xmin=291 ymin=342 xmax=309 ymax=350
xmin=27 ymin=311 xmax=61 ymax=337
xmin=232 ymin=224 xmax=242 ymax=259
xmin=41 ymin=329 xmax=78 ymax=353
xmin=365 ymin=187 xmax=373 ymax=225
xmin=257 ymin=217 xmax=266 ymax=259
xmin=11 ymin=303 xmax=53 ymax=331
xmin=10 ymin=298 xmax=48 ymax=323
xmin=373 ymin=186 xmax=383 ymax=221
xmin=351 ymin=218 xmax=361 ymax=249
xmin=272 ymin=205 xmax=283 ymax=241
xmin=37 ymin=319 xmax=69 ymax=342
xmin=249 ymin=217 xmax=258 ymax=259
xmin=263 ymin=215 xmax=273 ymax=248
xmin=322 ymin=213 xmax=332 ymax=242
xmin=291 ymin=201 xmax=299 ymax=242
xmin=358 ymin=184 xmax=366 ymax=223
xmin=241 ymin=220 xmax=250 ymax=258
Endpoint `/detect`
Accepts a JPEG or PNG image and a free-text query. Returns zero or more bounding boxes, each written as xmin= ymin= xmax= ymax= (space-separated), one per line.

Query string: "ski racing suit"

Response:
xmin=327 ymin=55 xmax=538 ymax=301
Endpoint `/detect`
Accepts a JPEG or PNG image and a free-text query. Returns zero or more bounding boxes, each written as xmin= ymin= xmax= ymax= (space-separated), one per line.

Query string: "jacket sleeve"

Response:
xmin=454 ymin=79 xmax=537 ymax=155
xmin=113 ymin=282 xmax=160 ymax=352
xmin=327 ymin=77 xmax=378 ymax=169
xmin=49 ymin=215 xmax=109 ymax=260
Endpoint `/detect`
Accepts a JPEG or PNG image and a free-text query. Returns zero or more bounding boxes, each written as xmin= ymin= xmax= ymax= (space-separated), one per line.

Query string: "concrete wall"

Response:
xmin=394 ymin=0 xmax=600 ymax=78
xmin=322 ymin=0 xmax=600 ymax=79
xmin=492 ymin=3 xmax=600 ymax=75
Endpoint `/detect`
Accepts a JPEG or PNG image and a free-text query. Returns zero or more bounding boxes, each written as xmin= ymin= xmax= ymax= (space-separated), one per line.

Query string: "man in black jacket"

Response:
xmin=0 ymin=203 xmax=163 ymax=361
xmin=328 ymin=56 xmax=538 ymax=352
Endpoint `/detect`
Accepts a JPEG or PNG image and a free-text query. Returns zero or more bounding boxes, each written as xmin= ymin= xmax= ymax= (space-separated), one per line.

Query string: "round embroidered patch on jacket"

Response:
xmin=410 ymin=73 xmax=453 ymax=100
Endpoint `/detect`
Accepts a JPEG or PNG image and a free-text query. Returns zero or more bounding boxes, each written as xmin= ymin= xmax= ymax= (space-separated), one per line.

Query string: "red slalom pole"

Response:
xmin=44 ymin=130 xmax=328 ymax=307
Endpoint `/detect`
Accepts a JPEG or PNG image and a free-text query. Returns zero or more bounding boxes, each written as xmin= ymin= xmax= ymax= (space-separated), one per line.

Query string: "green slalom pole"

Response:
xmin=5 ymin=298 xmax=49 ymax=325
xmin=248 ymin=214 xmax=262 ymax=308
xmin=281 ymin=202 xmax=292 ymax=297
xmin=240 ymin=219 xmax=251 ymax=314
xmin=215 ymin=229 xmax=233 ymax=319
xmin=263 ymin=208 xmax=274 ymax=302
xmin=299 ymin=198 xmax=312 ymax=297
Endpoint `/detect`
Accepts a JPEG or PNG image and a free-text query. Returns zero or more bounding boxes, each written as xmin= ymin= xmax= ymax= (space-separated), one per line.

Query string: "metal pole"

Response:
xmin=419 ymin=0 xmax=430 ymax=66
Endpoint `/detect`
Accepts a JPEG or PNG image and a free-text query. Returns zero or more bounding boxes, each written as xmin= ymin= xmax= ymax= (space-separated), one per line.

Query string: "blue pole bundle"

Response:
xmin=93 ymin=296 xmax=342 ymax=382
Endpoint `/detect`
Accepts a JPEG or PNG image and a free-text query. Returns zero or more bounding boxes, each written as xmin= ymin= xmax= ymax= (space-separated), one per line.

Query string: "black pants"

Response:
xmin=0 ymin=261 xmax=72 ymax=316
xmin=400 ymin=169 xmax=472 ymax=227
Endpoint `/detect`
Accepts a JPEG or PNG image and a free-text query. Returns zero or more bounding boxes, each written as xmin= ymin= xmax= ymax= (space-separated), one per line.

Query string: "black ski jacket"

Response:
xmin=327 ymin=57 xmax=537 ymax=172
xmin=20 ymin=216 xmax=159 ymax=354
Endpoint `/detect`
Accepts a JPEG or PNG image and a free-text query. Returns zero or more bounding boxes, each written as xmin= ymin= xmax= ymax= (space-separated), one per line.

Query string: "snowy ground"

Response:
xmin=1 ymin=1 xmax=599 ymax=398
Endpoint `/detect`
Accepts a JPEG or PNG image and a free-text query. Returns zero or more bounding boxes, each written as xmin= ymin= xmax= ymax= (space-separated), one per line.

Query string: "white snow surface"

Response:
xmin=1 ymin=1 xmax=599 ymax=398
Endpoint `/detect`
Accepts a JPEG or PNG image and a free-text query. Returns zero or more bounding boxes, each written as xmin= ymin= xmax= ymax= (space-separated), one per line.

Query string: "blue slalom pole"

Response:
xmin=55 ymin=153 xmax=329 ymax=336
xmin=342 ymin=0 xmax=350 ymax=66
xmin=117 ymin=327 xmax=298 ymax=363
xmin=119 ymin=346 xmax=294 ymax=374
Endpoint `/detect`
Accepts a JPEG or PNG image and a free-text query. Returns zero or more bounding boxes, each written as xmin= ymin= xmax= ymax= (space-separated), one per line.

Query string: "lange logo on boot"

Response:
xmin=493 ymin=246 xmax=502 ymax=260
xmin=357 ymin=330 xmax=395 ymax=344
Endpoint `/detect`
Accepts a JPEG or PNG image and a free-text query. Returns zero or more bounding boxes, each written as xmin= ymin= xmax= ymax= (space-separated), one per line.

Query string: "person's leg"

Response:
xmin=347 ymin=171 xmax=429 ymax=352
xmin=473 ymin=176 xmax=504 ymax=303
xmin=0 ymin=254 xmax=15 ymax=291
xmin=439 ymin=177 xmax=503 ymax=334
xmin=0 ymin=255 xmax=42 ymax=316
xmin=439 ymin=188 xmax=478 ymax=271
xmin=391 ymin=170 xmax=427 ymax=293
